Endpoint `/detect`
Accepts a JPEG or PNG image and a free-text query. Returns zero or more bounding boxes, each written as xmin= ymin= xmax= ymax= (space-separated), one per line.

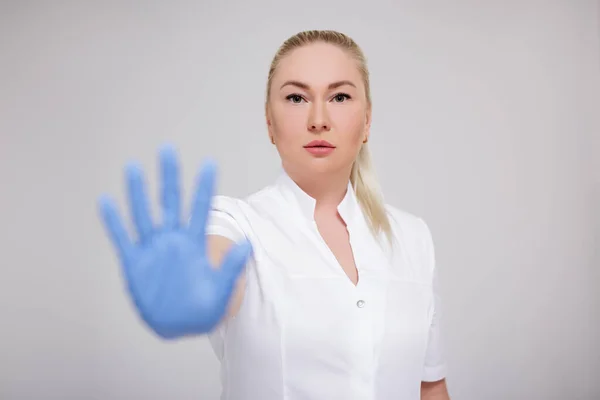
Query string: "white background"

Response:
xmin=1 ymin=1 xmax=598 ymax=399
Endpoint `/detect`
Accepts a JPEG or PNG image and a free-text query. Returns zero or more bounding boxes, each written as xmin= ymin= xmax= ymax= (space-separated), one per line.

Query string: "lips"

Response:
xmin=304 ymin=140 xmax=335 ymax=148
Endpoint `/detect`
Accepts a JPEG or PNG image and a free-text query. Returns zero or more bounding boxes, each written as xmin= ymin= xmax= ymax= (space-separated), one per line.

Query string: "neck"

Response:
xmin=284 ymin=165 xmax=352 ymax=209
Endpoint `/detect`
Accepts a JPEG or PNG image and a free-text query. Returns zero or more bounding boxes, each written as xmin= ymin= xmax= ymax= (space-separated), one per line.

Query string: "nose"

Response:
xmin=308 ymin=103 xmax=331 ymax=133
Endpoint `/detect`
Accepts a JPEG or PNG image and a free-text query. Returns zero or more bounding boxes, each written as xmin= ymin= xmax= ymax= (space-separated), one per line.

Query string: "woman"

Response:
xmin=98 ymin=30 xmax=450 ymax=400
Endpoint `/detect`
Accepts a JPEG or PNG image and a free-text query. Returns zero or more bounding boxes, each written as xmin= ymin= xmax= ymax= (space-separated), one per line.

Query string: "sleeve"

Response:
xmin=420 ymin=219 xmax=448 ymax=382
xmin=205 ymin=195 xmax=246 ymax=243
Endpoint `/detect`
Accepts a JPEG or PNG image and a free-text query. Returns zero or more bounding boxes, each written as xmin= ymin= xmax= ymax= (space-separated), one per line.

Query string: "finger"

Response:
xmin=159 ymin=144 xmax=180 ymax=230
xmin=218 ymin=240 xmax=253 ymax=284
xmin=188 ymin=158 xmax=217 ymax=241
xmin=125 ymin=162 xmax=154 ymax=243
xmin=97 ymin=194 xmax=134 ymax=264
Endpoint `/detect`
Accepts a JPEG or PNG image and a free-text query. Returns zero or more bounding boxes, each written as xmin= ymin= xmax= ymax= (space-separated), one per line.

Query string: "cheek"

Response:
xmin=330 ymin=106 xmax=366 ymax=142
xmin=271 ymin=107 xmax=305 ymax=140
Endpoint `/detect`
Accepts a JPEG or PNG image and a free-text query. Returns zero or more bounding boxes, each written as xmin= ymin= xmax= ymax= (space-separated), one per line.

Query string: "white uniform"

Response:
xmin=207 ymin=171 xmax=447 ymax=400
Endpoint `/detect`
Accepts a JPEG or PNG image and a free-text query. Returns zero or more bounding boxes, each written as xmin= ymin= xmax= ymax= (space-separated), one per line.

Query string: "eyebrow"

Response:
xmin=279 ymin=80 xmax=356 ymax=90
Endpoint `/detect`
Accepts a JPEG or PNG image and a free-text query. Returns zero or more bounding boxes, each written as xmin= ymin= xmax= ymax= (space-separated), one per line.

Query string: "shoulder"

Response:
xmin=208 ymin=185 xmax=287 ymax=247
xmin=384 ymin=204 xmax=437 ymax=276
xmin=211 ymin=184 xmax=281 ymax=216
xmin=385 ymin=204 xmax=434 ymax=246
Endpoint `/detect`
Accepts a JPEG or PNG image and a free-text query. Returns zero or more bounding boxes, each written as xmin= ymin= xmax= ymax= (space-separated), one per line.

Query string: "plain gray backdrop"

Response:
xmin=1 ymin=1 xmax=598 ymax=399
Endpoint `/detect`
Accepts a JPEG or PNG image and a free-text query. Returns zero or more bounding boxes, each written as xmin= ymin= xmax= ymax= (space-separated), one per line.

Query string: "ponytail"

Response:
xmin=350 ymin=143 xmax=393 ymax=244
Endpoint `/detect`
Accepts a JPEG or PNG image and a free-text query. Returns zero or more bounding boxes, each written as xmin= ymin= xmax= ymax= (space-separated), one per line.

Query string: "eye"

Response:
xmin=286 ymin=94 xmax=305 ymax=104
xmin=332 ymin=93 xmax=351 ymax=103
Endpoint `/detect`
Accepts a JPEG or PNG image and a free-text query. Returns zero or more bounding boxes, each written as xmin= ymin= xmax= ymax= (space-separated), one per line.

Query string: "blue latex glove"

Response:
xmin=97 ymin=144 xmax=252 ymax=339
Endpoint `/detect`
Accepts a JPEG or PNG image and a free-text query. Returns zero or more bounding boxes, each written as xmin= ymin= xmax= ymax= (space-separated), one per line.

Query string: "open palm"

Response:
xmin=97 ymin=145 xmax=251 ymax=339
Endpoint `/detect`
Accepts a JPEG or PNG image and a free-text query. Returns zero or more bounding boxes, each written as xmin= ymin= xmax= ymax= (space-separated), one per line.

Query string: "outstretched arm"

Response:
xmin=421 ymin=379 xmax=450 ymax=400
xmin=206 ymin=234 xmax=247 ymax=320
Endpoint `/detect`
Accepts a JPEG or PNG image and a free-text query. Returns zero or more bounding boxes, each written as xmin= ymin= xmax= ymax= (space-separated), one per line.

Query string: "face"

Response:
xmin=266 ymin=42 xmax=371 ymax=181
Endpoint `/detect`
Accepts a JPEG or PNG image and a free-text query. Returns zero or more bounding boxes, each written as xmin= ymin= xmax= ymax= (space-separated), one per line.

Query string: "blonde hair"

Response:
xmin=265 ymin=29 xmax=393 ymax=243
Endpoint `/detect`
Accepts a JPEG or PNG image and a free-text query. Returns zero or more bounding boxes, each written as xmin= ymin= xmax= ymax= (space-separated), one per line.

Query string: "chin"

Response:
xmin=282 ymin=151 xmax=351 ymax=179
xmin=304 ymin=157 xmax=349 ymax=176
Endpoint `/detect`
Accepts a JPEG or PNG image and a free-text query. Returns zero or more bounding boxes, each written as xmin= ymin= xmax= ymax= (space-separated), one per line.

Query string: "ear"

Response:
xmin=265 ymin=107 xmax=274 ymax=144
xmin=364 ymin=106 xmax=372 ymax=142
xmin=265 ymin=105 xmax=270 ymax=120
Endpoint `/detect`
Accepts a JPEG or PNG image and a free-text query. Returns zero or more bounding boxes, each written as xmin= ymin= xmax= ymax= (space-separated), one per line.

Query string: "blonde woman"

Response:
xmin=98 ymin=30 xmax=450 ymax=400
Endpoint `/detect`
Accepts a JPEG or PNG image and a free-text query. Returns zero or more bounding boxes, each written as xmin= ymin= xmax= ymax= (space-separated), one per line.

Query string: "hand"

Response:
xmin=97 ymin=144 xmax=252 ymax=339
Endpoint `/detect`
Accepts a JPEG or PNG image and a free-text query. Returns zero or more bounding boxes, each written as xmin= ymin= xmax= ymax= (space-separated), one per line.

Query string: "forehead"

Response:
xmin=273 ymin=42 xmax=362 ymax=88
